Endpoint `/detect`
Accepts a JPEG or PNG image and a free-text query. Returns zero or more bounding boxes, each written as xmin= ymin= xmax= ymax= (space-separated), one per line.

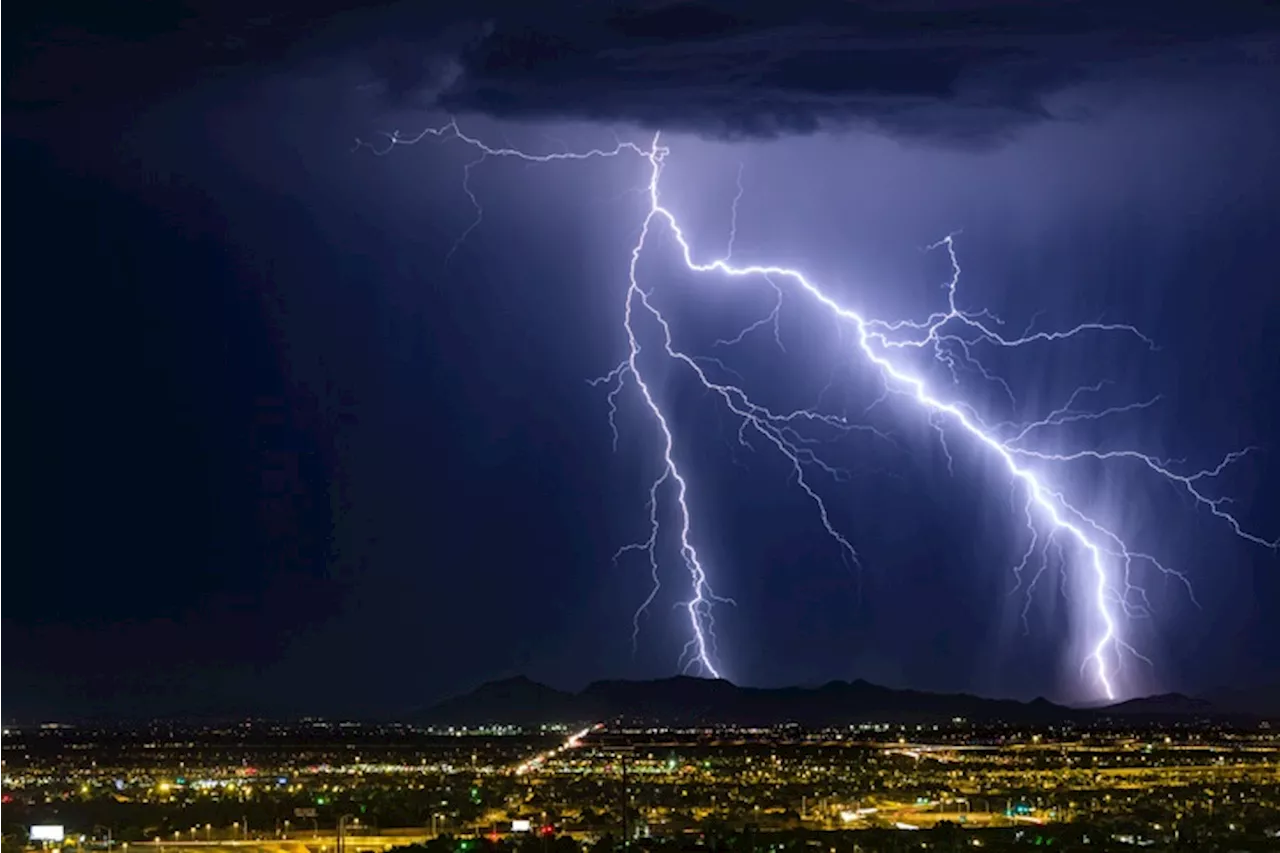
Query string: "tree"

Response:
xmin=930 ymin=821 xmax=963 ymax=853
xmin=2 ymin=828 xmax=29 ymax=853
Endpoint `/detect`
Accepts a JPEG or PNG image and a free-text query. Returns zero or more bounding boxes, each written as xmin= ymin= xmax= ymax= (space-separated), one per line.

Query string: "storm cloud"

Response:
xmin=10 ymin=1 xmax=1279 ymax=144
xmin=427 ymin=0 xmax=1280 ymax=142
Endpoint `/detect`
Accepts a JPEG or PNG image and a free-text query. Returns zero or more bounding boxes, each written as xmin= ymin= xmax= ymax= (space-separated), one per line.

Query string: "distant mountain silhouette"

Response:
xmin=427 ymin=676 xmax=578 ymax=724
xmin=1101 ymin=692 xmax=1216 ymax=717
xmin=424 ymin=676 xmax=1079 ymax=726
xmin=424 ymin=676 xmax=1278 ymax=727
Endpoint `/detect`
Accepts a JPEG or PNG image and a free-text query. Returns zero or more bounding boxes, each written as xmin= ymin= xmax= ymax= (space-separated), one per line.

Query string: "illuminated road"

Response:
xmin=137 ymin=837 xmax=428 ymax=853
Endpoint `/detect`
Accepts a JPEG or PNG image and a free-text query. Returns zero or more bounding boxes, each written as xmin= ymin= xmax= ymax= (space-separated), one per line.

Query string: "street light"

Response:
xmin=337 ymin=814 xmax=355 ymax=853
xmin=592 ymin=745 xmax=636 ymax=850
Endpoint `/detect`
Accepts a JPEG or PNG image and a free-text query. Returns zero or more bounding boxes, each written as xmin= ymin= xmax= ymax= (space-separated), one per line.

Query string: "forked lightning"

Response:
xmin=357 ymin=121 xmax=1277 ymax=701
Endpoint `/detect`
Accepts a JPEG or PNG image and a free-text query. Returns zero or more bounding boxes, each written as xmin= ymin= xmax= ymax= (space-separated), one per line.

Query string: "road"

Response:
xmin=136 ymin=836 xmax=431 ymax=853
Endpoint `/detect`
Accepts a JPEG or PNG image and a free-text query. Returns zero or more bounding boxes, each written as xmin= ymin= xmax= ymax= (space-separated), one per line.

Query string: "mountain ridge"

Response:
xmin=423 ymin=675 xmax=1272 ymax=727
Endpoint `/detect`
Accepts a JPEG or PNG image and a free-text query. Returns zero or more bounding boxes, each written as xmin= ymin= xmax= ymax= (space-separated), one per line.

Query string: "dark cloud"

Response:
xmin=8 ymin=1 xmax=1278 ymax=143
xmin=427 ymin=0 xmax=1280 ymax=142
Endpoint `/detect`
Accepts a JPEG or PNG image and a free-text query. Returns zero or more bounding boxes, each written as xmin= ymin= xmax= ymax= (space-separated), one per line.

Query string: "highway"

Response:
xmin=135 ymin=836 xmax=431 ymax=853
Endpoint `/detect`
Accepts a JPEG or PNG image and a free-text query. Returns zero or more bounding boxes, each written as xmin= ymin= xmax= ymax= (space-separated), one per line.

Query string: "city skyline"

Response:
xmin=3 ymin=715 xmax=1277 ymax=849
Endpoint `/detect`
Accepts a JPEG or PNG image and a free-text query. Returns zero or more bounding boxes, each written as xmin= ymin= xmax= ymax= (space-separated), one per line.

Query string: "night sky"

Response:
xmin=5 ymin=1 xmax=1280 ymax=721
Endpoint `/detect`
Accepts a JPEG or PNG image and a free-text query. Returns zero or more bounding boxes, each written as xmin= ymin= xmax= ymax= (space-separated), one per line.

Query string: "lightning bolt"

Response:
xmin=356 ymin=121 xmax=1277 ymax=701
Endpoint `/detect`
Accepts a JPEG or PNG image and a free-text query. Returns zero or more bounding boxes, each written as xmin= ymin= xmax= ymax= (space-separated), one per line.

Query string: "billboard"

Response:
xmin=31 ymin=827 xmax=66 ymax=842
xmin=510 ymin=821 xmax=531 ymax=833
